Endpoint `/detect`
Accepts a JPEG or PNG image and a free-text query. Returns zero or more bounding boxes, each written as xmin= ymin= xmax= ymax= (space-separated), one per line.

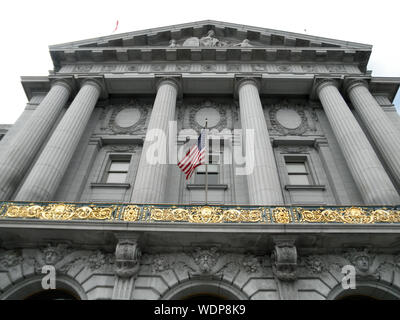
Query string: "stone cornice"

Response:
xmin=49 ymin=47 xmax=371 ymax=72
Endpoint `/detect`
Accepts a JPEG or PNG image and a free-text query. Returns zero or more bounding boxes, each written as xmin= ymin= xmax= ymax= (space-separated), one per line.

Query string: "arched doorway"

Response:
xmin=162 ymin=279 xmax=248 ymax=300
xmin=328 ymin=281 xmax=400 ymax=300
xmin=1 ymin=275 xmax=86 ymax=300
xmin=25 ymin=288 xmax=78 ymax=300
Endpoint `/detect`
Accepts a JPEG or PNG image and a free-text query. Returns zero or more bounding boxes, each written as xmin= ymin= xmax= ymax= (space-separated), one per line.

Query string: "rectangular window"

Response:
xmin=285 ymin=159 xmax=310 ymax=185
xmin=195 ymin=139 xmax=221 ymax=184
xmin=105 ymin=159 xmax=131 ymax=183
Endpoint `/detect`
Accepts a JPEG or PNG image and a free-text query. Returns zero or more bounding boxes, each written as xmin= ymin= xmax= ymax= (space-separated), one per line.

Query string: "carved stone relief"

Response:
xmin=201 ymin=64 xmax=217 ymax=72
xmin=267 ymin=101 xmax=309 ymax=135
xmin=73 ymin=65 xmax=92 ymax=73
xmin=114 ymin=239 xmax=141 ymax=278
xmin=271 ymin=239 xmax=297 ymax=281
xmin=64 ymin=63 xmax=356 ymax=75
xmin=297 ymin=249 xmax=400 ymax=281
xmin=188 ymin=101 xmax=228 ymax=132
xmin=141 ymin=248 xmax=271 ymax=278
xmin=104 ymin=144 xmax=138 ymax=153
xmin=107 ymin=100 xmax=150 ymax=134
xmin=0 ymin=245 xmax=114 ymax=275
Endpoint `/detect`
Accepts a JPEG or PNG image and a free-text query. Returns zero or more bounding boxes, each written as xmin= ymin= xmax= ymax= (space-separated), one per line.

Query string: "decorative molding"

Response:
xmin=108 ymin=99 xmax=150 ymax=134
xmin=60 ymin=63 xmax=361 ymax=75
xmin=104 ymin=144 xmax=138 ymax=153
xmin=188 ymin=100 xmax=229 ymax=132
xmin=114 ymin=239 xmax=141 ymax=278
xmin=268 ymin=101 xmax=309 ymax=135
xmin=294 ymin=207 xmax=400 ymax=224
xmin=278 ymin=146 xmax=310 ymax=154
xmin=141 ymin=248 xmax=270 ymax=278
xmin=1 ymin=202 xmax=399 ymax=225
xmin=0 ymin=245 xmax=114 ymax=275
xmin=272 ymin=238 xmax=297 ymax=281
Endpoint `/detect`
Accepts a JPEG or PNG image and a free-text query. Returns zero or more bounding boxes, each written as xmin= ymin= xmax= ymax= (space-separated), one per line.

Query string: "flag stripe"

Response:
xmin=177 ymin=129 xmax=206 ymax=180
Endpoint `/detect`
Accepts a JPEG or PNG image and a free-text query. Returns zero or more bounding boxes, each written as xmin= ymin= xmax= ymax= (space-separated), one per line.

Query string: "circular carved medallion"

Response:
xmin=275 ymin=108 xmax=302 ymax=129
xmin=114 ymin=108 xmax=141 ymax=128
xmin=195 ymin=107 xmax=221 ymax=128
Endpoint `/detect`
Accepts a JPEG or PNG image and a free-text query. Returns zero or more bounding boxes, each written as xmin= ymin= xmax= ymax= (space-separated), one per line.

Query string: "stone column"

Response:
xmin=131 ymin=78 xmax=178 ymax=203
xmin=15 ymin=79 xmax=102 ymax=201
xmin=316 ymin=80 xmax=399 ymax=205
xmin=0 ymin=80 xmax=72 ymax=200
xmin=347 ymin=80 xmax=400 ymax=187
xmin=237 ymin=78 xmax=283 ymax=205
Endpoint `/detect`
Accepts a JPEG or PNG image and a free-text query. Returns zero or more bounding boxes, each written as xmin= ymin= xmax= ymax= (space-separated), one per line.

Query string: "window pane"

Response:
xmin=286 ymin=162 xmax=307 ymax=173
xmin=196 ymin=164 xmax=218 ymax=173
xmin=109 ymin=161 xmax=130 ymax=172
xmin=207 ymin=173 xmax=219 ymax=184
xmin=106 ymin=172 xmax=127 ymax=183
xmin=195 ymin=173 xmax=206 ymax=184
xmin=288 ymin=174 xmax=310 ymax=185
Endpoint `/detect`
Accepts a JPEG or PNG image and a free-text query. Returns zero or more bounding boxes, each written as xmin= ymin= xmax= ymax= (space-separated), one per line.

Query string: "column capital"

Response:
xmin=48 ymin=75 xmax=75 ymax=95
xmin=314 ymin=78 xmax=340 ymax=96
xmin=235 ymin=76 xmax=260 ymax=92
xmin=344 ymin=78 xmax=369 ymax=93
xmin=77 ymin=76 xmax=108 ymax=99
xmin=155 ymin=75 xmax=182 ymax=97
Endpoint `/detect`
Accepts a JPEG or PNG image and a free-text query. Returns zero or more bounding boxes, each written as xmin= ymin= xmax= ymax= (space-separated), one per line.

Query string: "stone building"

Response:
xmin=0 ymin=20 xmax=399 ymax=300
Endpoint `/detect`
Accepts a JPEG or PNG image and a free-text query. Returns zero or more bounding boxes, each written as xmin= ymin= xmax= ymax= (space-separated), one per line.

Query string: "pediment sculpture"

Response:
xmin=170 ymin=29 xmax=253 ymax=48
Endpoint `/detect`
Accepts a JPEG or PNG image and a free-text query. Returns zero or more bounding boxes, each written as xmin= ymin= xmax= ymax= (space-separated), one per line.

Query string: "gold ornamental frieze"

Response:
xmin=296 ymin=207 xmax=400 ymax=224
xmin=2 ymin=203 xmax=115 ymax=221
xmin=1 ymin=202 xmax=399 ymax=225
xmin=148 ymin=206 xmax=264 ymax=224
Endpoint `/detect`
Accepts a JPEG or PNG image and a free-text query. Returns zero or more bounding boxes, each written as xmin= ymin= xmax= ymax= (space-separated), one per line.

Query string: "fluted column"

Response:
xmin=316 ymin=80 xmax=399 ymax=204
xmin=15 ymin=80 xmax=102 ymax=201
xmin=237 ymin=78 xmax=283 ymax=205
xmin=0 ymin=80 xmax=72 ymax=200
xmin=131 ymin=78 xmax=178 ymax=203
xmin=347 ymin=80 xmax=400 ymax=187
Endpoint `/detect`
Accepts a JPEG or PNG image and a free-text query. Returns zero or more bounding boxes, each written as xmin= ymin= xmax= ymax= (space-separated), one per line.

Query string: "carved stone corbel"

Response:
xmin=114 ymin=236 xmax=141 ymax=279
xmin=271 ymin=237 xmax=297 ymax=281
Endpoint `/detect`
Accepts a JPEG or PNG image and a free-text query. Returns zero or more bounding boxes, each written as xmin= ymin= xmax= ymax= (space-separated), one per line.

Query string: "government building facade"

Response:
xmin=0 ymin=20 xmax=400 ymax=300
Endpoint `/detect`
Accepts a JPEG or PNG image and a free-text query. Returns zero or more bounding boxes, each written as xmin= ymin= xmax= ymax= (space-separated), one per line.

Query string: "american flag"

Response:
xmin=178 ymin=129 xmax=207 ymax=180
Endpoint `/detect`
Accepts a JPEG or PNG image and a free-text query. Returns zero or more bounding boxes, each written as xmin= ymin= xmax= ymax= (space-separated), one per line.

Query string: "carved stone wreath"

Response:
xmin=108 ymin=100 xmax=149 ymax=134
xmin=268 ymin=102 xmax=309 ymax=135
xmin=188 ymin=101 xmax=228 ymax=132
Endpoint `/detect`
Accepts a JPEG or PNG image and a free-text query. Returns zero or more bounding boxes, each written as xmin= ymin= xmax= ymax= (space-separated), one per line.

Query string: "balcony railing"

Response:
xmin=1 ymin=201 xmax=400 ymax=225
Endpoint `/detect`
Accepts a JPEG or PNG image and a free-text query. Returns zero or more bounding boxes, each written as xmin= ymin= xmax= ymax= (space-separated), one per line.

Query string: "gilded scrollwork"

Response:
xmin=3 ymin=203 xmax=115 ymax=221
xmin=121 ymin=205 xmax=142 ymax=221
xmin=148 ymin=206 xmax=263 ymax=224
xmin=1 ymin=202 xmax=400 ymax=225
xmin=296 ymin=207 xmax=400 ymax=224
xmin=272 ymin=207 xmax=292 ymax=224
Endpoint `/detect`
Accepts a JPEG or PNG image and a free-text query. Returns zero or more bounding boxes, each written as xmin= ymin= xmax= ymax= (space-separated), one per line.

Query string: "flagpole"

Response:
xmin=205 ymin=118 xmax=208 ymax=205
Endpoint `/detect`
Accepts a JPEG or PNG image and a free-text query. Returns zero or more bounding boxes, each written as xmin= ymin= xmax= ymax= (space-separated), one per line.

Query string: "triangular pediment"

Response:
xmin=48 ymin=20 xmax=372 ymax=72
xmin=50 ymin=20 xmax=371 ymax=50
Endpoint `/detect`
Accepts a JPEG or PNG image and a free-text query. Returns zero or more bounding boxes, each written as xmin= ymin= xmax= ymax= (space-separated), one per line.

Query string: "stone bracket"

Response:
xmin=114 ymin=233 xmax=142 ymax=279
xmin=271 ymin=236 xmax=298 ymax=281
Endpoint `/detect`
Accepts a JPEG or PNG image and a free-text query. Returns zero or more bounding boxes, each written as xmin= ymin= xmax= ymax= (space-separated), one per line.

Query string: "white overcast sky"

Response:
xmin=0 ymin=0 xmax=399 ymax=124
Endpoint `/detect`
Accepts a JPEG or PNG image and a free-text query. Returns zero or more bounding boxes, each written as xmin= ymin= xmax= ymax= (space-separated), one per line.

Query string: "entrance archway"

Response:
xmin=162 ymin=279 xmax=248 ymax=300
xmin=328 ymin=281 xmax=400 ymax=300
xmin=1 ymin=275 xmax=86 ymax=300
